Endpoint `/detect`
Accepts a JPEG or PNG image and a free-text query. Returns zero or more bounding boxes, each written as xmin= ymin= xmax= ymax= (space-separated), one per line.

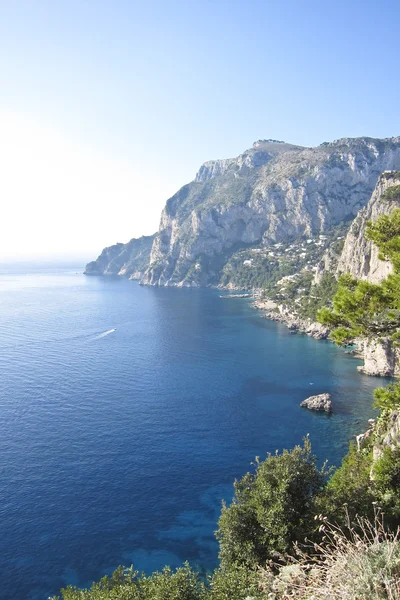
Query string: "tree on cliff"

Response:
xmin=316 ymin=206 xmax=400 ymax=528
xmin=318 ymin=208 xmax=400 ymax=346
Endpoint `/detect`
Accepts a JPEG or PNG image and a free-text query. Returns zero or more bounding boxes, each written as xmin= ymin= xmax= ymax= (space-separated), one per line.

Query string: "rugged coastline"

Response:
xmin=252 ymin=297 xmax=330 ymax=339
xmin=86 ymin=137 xmax=400 ymax=288
xmin=252 ymin=296 xmax=400 ymax=378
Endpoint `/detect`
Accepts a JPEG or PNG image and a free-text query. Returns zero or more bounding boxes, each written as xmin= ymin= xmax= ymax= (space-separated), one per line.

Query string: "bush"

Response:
xmin=374 ymin=383 xmax=400 ymax=412
xmin=382 ymin=185 xmax=400 ymax=201
xmin=319 ymin=442 xmax=375 ymax=524
xmin=51 ymin=563 xmax=205 ymax=600
xmin=216 ymin=438 xmax=326 ymax=569
xmin=259 ymin=512 xmax=400 ymax=599
xmin=373 ymin=447 xmax=400 ymax=521
xmin=207 ymin=563 xmax=263 ymax=600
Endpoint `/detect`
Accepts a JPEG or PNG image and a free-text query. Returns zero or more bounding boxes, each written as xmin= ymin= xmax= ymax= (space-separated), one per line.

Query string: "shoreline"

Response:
xmin=251 ymin=297 xmax=330 ymax=340
xmin=251 ymin=296 xmax=400 ymax=379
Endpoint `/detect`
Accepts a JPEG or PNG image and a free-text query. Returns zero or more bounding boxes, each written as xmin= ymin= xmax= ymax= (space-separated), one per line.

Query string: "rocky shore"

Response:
xmin=252 ymin=299 xmax=330 ymax=340
xmin=252 ymin=298 xmax=400 ymax=378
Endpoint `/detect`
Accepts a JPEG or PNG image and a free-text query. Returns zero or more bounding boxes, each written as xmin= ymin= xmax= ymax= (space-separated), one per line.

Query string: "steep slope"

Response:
xmin=141 ymin=137 xmax=400 ymax=287
xmin=336 ymin=171 xmax=400 ymax=283
xmin=313 ymin=171 xmax=400 ymax=284
xmin=312 ymin=171 xmax=400 ymax=377
xmin=337 ymin=171 xmax=400 ymax=377
xmin=84 ymin=234 xmax=155 ymax=279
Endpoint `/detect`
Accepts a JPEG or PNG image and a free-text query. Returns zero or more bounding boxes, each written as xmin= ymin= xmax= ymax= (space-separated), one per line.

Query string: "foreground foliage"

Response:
xmin=50 ymin=433 xmax=400 ymax=600
xmin=260 ymin=512 xmax=400 ymax=600
xmin=216 ymin=438 xmax=326 ymax=569
xmin=51 ymin=564 xmax=206 ymax=600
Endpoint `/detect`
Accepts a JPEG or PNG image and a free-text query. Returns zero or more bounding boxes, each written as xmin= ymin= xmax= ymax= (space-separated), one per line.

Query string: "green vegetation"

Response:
xmin=216 ymin=438 xmax=326 ymax=569
xmin=220 ymin=223 xmax=348 ymax=291
xmin=316 ymin=202 xmax=400 ymax=530
xmin=296 ymin=272 xmax=338 ymax=320
xmin=220 ymin=252 xmax=287 ymax=289
xmin=319 ymin=442 xmax=376 ymax=524
xmin=318 ymin=209 xmax=400 ymax=345
xmin=50 ymin=425 xmax=400 ymax=600
xmin=54 ymin=564 xmax=206 ymax=600
xmin=382 ymin=185 xmax=400 ymax=201
xmin=50 ymin=434 xmax=400 ymax=600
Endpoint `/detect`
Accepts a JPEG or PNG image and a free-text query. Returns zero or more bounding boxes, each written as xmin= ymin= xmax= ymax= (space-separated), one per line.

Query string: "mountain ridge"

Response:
xmin=85 ymin=136 xmax=400 ymax=286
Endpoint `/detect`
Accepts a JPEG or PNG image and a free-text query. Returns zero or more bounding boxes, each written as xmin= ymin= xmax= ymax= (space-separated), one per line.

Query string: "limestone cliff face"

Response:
xmin=194 ymin=140 xmax=304 ymax=182
xmin=84 ymin=234 xmax=155 ymax=279
xmin=357 ymin=338 xmax=400 ymax=378
xmin=141 ymin=137 xmax=400 ymax=287
xmin=330 ymin=172 xmax=400 ymax=377
xmin=336 ymin=172 xmax=400 ymax=283
xmin=373 ymin=410 xmax=400 ymax=462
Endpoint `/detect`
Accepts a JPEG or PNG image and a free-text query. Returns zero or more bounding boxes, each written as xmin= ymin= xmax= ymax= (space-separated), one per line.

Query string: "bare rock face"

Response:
xmin=84 ymin=234 xmax=155 ymax=278
xmin=373 ymin=410 xmax=400 ymax=463
xmin=300 ymin=393 xmax=332 ymax=413
xmin=336 ymin=171 xmax=400 ymax=283
xmin=356 ymin=427 xmax=374 ymax=451
xmin=357 ymin=338 xmax=400 ymax=378
xmin=322 ymin=171 xmax=400 ymax=377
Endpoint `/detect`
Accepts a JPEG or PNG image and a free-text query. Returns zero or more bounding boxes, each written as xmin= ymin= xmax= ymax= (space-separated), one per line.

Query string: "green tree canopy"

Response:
xmin=216 ymin=437 xmax=326 ymax=570
xmin=318 ymin=208 xmax=400 ymax=345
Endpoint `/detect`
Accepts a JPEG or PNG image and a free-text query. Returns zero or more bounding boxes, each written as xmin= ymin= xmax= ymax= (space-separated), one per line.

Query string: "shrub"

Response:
xmin=374 ymin=383 xmax=400 ymax=412
xmin=318 ymin=441 xmax=375 ymax=525
xmin=207 ymin=563 xmax=263 ymax=600
xmin=382 ymin=185 xmax=400 ymax=201
xmin=51 ymin=563 xmax=205 ymax=600
xmin=216 ymin=438 xmax=326 ymax=569
xmin=259 ymin=512 xmax=400 ymax=599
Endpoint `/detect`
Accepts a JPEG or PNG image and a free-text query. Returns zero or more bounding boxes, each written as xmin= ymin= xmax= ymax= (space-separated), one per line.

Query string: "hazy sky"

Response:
xmin=0 ymin=0 xmax=399 ymax=261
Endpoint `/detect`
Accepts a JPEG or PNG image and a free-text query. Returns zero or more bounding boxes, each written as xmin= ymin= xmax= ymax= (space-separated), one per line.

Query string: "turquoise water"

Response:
xmin=0 ymin=267 xmax=384 ymax=599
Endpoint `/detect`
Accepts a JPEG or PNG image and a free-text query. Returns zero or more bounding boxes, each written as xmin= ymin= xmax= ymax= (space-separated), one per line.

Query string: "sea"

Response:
xmin=0 ymin=265 xmax=385 ymax=600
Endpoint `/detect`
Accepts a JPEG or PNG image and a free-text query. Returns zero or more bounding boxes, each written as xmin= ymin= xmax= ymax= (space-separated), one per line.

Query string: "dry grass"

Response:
xmin=259 ymin=508 xmax=400 ymax=599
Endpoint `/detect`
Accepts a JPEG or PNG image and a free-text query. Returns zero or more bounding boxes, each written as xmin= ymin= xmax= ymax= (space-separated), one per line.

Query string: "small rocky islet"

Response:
xmin=300 ymin=392 xmax=333 ymax=413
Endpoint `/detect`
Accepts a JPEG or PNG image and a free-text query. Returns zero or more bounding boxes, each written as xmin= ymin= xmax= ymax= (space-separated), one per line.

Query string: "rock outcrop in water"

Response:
xmin=85 ymin=137 xmax=400 ymax=286
xmin=300 ymin=393 xmax=332 ymax=413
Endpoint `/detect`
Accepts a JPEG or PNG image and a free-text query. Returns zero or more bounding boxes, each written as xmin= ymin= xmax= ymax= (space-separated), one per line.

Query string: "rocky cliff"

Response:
xmin=326 ymin=172 xmax=400 ymax=377
xmin=84 ymin=234 xmax=155 ymax=279
xmin=250 ymin=172 xmax=400 ymax=377
xmin=336 ymin=171 xmax=400 ymax=283
xmin=141 ymin=137 xmax=400 ymax=287
xmin=85 ymin=138 xmax=400 ymax=287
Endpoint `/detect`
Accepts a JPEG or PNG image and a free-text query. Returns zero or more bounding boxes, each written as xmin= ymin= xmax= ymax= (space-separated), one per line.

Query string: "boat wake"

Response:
xmin=94 ymin=328 xmax=116 ymax=340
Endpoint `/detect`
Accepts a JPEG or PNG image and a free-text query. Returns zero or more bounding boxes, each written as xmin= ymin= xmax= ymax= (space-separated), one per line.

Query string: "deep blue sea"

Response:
xmin=0 ymin=266 xmax=385 ymax=600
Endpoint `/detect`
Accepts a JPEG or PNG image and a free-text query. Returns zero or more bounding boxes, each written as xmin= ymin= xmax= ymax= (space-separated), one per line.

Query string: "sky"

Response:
xmin=0 ymin=0 xmax=399 ymax=261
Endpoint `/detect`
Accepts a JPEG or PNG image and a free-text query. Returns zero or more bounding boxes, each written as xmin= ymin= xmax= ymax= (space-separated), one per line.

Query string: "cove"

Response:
xmin=0 ymin=269 xmax=385 ymax=600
